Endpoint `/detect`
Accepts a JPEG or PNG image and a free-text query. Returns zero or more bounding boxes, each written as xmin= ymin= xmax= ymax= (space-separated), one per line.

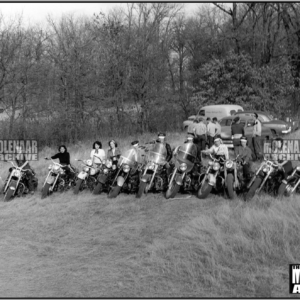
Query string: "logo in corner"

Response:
xmin=290 ymin=264 xmax=300 ymax=293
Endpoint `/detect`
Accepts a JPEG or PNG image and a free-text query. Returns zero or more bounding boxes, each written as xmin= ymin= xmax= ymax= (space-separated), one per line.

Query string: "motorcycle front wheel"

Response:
xmin=73 ymin=179 xmax=83 ymax=194
xmin=108 ymin=185 xmax=121 ymax=198
xmin=197 ymin=182 xmax=212 ymax=199
xmin=41 ymin=183 xmax=51 ymax=199
xmin=93 ymin=182 xmax=104 ymax=195
xmin=277 ymin=182 xmax=288 ymax=198
xmin=244 ymin=177 xmax=262 ymax=201
xmin=136 ymin=181 xmax=147 ymax=198
xmin=4 ymin=187 xmax=15 ymax=202
xmin=226 ymin=174 xmax=235 ymax=200
xmin=165 ymin=182 xmax=180 ymax=199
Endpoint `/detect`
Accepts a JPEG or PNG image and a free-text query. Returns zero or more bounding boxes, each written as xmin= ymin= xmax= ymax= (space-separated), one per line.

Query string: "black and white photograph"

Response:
xmin=0 ymin=1 xmax=300 ymax=298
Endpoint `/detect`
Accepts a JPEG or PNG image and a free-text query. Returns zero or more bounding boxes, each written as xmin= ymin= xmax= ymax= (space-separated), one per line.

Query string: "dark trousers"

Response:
xmin=196 ymin=134 xmax=206 ymax=161
xmin=233 ymin=139 xmax=241 ymax=154
xmin=252 ymin=136 xmax=262 ymax=160
xmin=208 ymin=136 xmax=214 ymax=148
xmin=243 ymin=163 xmax=251 ymax=179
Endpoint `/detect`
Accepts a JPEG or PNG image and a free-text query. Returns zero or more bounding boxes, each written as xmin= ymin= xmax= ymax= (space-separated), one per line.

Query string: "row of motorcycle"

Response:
xmin=2 ymin=140 xmax=300 ymax=201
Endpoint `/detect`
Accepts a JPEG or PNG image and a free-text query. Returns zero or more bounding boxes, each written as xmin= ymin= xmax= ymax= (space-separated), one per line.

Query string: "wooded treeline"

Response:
xmin=0 ymin=3 xmax=300 ymax=146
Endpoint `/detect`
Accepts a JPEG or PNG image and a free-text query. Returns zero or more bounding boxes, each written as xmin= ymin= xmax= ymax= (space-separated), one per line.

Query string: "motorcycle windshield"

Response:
xmin=148 ymin=143 xmax=167 ymax=165
xmin=176 ymin=143 xmax=197 ymax=172
xmin=118 ymin=148 xmax=137 ymax=167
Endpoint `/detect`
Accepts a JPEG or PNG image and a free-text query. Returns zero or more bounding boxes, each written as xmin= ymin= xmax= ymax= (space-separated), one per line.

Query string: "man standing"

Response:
xmin=206 ymin=117 xmax=216 ymax=148
xmin=193 ymin=117 xmax=207 ymax=161
xmin=235 ymin=136 xmax=252 ymax=180
xmin=187 ymin=119 xmax=197 ymax=136
xmin=252 ymin=113 xmax=262 ymax=161
xmin=231 ymin=116 xmax=245 ymax=153
xmin=213 ymin=117 xmax=221 ymax=138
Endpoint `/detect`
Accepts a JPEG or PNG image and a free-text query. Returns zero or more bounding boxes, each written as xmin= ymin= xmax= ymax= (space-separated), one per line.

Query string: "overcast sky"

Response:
xmin=0 ymin=2 xmax=204 ymax=27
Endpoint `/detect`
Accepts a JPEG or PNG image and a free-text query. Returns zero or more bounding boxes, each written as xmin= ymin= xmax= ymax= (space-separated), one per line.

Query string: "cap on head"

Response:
xmin=131 ymin=140 xmax=139 ymax=147
xmin=207 ymin=117 xmax=211 ymax=121
xmin=214 ymin=136 xmax=221 ymax=143
xmin=186 ymin=134 xmax=194 ymax=141
xmin=158 ymin=132 xmax=166 ymax=138
xmin=240 ymin=136 xmax=247 ymax=142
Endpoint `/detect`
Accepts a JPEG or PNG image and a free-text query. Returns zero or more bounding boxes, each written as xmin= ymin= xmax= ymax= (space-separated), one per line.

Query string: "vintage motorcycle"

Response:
xmin=277 ymin=165 xmax=300 ymax=198
xmin=108 ymin=149 xmax=142 ymax=198
xmin=244 ymin=157 xmax=283 ymax=201
xmin=136 ymin=142 xmax=168 ymax=198
xmin=165 ymin=141 xmax=201 ymax=199
xmin=3 ymin=161 xmax=37 ymax=201
xmin=41 ymin=159 xmax=76 ymax=199
xmin=93 ymin=155 xmax=119 ymax=195
xmin=73 ymin=157 xmax=100 ymax=194
xmin=197 ymin=153 xmax=226 ymax=199
xmin=223 ymin=155 xmax=250 ymax=199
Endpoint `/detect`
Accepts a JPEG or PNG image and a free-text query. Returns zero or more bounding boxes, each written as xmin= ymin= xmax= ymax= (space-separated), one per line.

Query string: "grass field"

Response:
xmin=0 ymin=131 xmax=300 ymax=297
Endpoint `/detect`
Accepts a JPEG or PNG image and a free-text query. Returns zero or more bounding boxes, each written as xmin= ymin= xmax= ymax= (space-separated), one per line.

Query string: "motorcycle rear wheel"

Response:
xmin=226 ymin=174 xmax=235 ymax=200
xmin=41 ymin=183 xmax=51 ymax=199
xmin=197 ymin=182 xmax=212 ymax=199
xmin=108 ymin=185 xmax=121 ymax=198
xmin=244 ymin=177 xmax=262 ymax=201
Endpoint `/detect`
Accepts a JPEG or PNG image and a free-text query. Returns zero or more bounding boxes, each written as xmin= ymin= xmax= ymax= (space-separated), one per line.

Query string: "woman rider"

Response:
xmin=90 ymin=141 xmax=106 ymax=167
xmin=107 ymin=140 xmax=121 ymax=163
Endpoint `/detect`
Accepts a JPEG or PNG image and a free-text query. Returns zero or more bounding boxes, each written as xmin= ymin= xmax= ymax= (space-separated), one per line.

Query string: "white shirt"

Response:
xmin=90 ymin=149 xmax=106 ymax=164
xmin=206 ymin=144 xmax=229 ymax=160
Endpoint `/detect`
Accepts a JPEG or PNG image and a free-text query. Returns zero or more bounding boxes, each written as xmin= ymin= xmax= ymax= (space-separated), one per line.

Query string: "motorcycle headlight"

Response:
xmin=225 ymin=160 xmax=233 ymax=169
xmin=112 ymin=164 xmax=117 ymax=170
xmin=123 ymin=164 xmax=130 ymax=173
xmin=48 ymin=165 xmax=52 ymax=170
xmin=103 ymin=168 xmax=108 ymax=174
xmin=13 ymin=170 xmax=21 ymax=177
xmin=263 ymin=167 xmax=270 ymax=173
xmin=53 ymin=165 xmax=60 ymax=173
xmin=208 ymin=161 xmax=214 ymax=166
xmin=148 ymin=162 xmax=155 ymax=170
xmin=179 ymin=163 xmax=187 ymax=172
xmin=213 ymin=162 xmax=220 ymax=171
xmin=84 ymin=166 xmax=89 ymax=172
xmin=86 ymin=159 xmax=93 ymax=167
xmin=106 ymin=159 xmax=112 ymax=168
xmin=297 ymin=166 xmax=300 ymax=172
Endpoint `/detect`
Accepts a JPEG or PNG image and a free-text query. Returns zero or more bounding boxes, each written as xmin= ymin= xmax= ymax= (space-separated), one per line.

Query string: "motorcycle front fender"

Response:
xmin=46 ymin=175 xmax=56 ymax=185
xmin=175 ymin=174 xmax=184 ymax=186
xmin=117 ymin=176 xmax=125 ymax=187
xmin=141 ymin=174 xmax=150 ymax=183
xmin=207 ymin=173 xmax=217 ymax=186
xmin=97 ymin=174 xmax=108 ymax=184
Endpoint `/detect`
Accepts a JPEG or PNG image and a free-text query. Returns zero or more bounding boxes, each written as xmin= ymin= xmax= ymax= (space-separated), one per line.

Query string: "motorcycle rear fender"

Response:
xmin=78 ymin=171 xmax=88 ymax=180
xmin=207 ymin=173 xmax=217 ymax=186
xmin=117 ymin=176 xmax=125 ymax=187
xmin=175 ymin=174 xmax=184 ymax=186
xmin=98 ymin=174 xmax=108 ymax=184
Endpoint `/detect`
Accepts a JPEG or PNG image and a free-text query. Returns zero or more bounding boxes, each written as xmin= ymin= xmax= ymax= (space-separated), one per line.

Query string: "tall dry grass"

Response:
xmin=0 ymin=131 xmax=299 ymax=297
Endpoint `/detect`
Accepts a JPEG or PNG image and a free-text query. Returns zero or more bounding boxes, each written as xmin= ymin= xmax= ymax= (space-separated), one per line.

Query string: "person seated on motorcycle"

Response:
xmin=46 ymin=145 xmax=75 ymax=181
xmin=271 ymin=137 xmax=293 ymax=178
xmin=5 ymin=145 xmax=37 ymax=195
xmin=107 ymin=139 xmax=121 ymax=164
xmin=201 ymin=136 xmax=229 ymax=161
xmin=91 ymin=141 xmax=106 ymax=167
xmin=235 ymin=136 xmax=253 ymax=180
xmin=156 ymin=132 xmax=173 ymax=176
